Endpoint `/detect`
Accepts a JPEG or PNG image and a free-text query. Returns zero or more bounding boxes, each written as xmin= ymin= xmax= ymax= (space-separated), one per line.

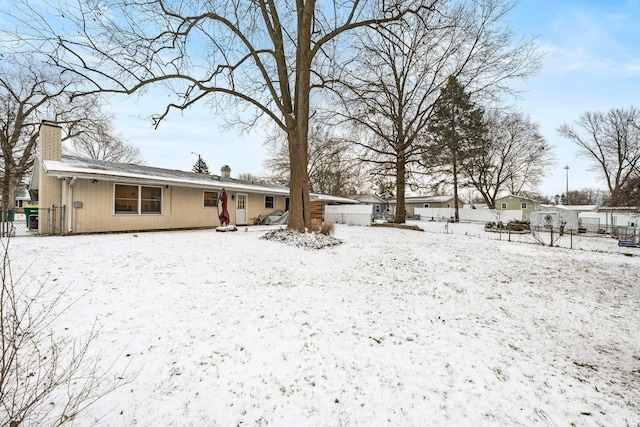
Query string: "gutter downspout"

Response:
xmin=68 ymin=176 xmax=77 ymax=234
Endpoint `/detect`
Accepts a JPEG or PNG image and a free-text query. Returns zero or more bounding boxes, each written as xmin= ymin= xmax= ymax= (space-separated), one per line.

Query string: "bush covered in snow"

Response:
xmin=261 ymin=228 xmax=341 ymax=249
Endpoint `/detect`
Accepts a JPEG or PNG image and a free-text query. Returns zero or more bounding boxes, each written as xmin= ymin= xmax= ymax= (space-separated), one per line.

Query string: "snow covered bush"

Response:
xmin=261 ymin=228 xmax=341 ymax=249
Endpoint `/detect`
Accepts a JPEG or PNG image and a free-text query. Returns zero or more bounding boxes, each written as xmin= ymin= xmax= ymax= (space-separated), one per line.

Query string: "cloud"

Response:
xmin=538 ymin=1 xmax=640 ymax=77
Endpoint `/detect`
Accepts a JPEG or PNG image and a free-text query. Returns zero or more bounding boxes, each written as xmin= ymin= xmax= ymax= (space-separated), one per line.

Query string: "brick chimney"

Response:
xmin=37 ymin=121 xmax=63 ymax=233
xmin=39 ymin=120 xmax=62 ymax=161
xmin=221 ymin=165 xmax=231 ymax=178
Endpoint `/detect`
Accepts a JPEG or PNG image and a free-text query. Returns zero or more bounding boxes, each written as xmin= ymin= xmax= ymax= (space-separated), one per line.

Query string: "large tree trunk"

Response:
xmin=286 ymin=0 xmax=314 ymax=233
xmin=288 ymin=130 xmax=311 ymax=232
xmin=1 ymin=165 xmax=19 ymax=220
xmin=452 ymin=143 xmax=459 ymax=222
xmin=395 ymin=151 xmax=406 ymax=224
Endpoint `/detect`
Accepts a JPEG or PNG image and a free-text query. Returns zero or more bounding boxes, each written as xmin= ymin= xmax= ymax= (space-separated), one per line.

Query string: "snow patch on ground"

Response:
xmin=4 ymin=223 xmax=640 ymax=426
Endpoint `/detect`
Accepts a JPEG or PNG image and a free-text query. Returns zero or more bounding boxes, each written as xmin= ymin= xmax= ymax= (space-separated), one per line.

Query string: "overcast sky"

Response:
xmin=108 ymin=0 xmax=640 ymax=198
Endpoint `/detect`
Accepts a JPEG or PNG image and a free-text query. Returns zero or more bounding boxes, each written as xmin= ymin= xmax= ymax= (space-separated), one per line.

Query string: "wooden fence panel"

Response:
xmin=310 ymin=201 xmax=323 ymax=220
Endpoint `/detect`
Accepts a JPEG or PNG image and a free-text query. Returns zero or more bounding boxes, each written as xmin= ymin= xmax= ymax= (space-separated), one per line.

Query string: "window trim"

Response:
xmin=501 ymin=202 xmax=507 ymax=209
xmin=521 ymin=202 xmax=528 ymax=209
xmin=114 ymin=183 xmax=163 ymax=215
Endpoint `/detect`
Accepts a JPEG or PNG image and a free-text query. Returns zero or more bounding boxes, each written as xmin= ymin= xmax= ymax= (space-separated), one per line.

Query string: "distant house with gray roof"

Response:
xmin=387 ymin=195 xmax=464 ymax=217
xmin=348 ymin=194 xmax=389 ymax=218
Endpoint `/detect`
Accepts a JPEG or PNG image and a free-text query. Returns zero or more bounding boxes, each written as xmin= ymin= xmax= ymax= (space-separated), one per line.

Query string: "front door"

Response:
xmin=236 ymin=193 xmax=247 ymax=225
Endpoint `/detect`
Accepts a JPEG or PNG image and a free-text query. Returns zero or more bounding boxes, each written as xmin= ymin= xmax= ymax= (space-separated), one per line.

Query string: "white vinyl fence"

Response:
xmin=325 ymin=204 xmax=373 ymax=226
xmin=415 ymin=208 xmax=523 ymax=223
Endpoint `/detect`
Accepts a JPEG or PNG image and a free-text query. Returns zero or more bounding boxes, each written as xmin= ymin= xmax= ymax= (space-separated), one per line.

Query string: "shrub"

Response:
xmin=319 ymin=221 xmax=335 ymax=236
xmin=308 ymin=219 xmax=335 ymax=236
xmin=309 ymin=218 xmax=322 ymax=233
xmin=507 ymin=220 xmax=531 ymax=232
xmin=1 ymin=238 xmax=127 ymax=427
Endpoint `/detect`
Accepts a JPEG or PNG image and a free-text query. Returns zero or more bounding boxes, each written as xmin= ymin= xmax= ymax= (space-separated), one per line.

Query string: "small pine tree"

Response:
xmin=192 ymin=156 xmax=210 ymax=174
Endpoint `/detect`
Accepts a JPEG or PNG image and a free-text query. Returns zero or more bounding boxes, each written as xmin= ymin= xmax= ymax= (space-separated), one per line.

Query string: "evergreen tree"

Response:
xmin=426 ymin=76 xmax=484 ymax=221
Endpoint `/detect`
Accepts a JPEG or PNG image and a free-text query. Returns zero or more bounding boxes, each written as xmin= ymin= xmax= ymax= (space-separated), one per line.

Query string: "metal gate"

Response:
xmin=1 ymin=206 xmax=66 ymax=237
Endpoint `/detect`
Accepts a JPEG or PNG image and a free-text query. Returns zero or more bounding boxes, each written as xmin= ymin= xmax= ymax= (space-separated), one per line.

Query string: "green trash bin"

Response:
xmin=24 ymin=206 xmax=38 ymax=228
xmin=7 ymin=209 xmax=15 ymax=221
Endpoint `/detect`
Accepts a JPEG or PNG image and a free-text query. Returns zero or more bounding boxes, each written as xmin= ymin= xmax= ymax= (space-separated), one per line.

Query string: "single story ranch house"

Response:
xmin=387 ymin=195 xmax=464 ymax=217
xmin=30 ymin=121 xmax=353 ymax=235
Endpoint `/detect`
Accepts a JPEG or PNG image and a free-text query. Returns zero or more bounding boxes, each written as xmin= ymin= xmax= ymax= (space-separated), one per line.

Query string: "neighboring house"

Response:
xmin=348 ymin=194 xmax=388 ymax=218
xmin=495 ymin=195 xmax=541 ymax=221
xmin=30 ymin=121 xmax=353 ymax=235
xmin=309 ymin=194 xmax=359 ymax=221
xmin=388 ymin=195 xmax=464 ymax=217
xmin=0 ymin=188 xmax=31 ymax=209
xmin=16 ymin=188 xmax=31 ymax=208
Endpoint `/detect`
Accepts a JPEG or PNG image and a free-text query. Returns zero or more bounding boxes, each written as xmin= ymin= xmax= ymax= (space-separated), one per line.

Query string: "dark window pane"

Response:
xmin=115 ymin=185 xmax=138 ymax=214
xmin=141 ymin=186 xmax=162 ymax=214
xmin=204 ymin=191 xmax=219 ymax=207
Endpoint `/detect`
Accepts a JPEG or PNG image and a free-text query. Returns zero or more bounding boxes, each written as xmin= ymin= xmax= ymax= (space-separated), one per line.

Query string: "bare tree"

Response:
xmin=264 ymin=125 xmax=366 ymax=196
xmin=5 ymin=0 xmax=433 ymax=232
xmin=1 ymin=239 xmax=127 ymax=426
xmin=562 ymin=188 xmax=608 ymax=206
xmin=336 ymin=0 xmax=542 ymax=223
xmin=0 ymin=54 xmax=132 ymax=215
xmin=558 ymin=106 xmax=640 ymax=206
xmin=65 ymin=118 xmax=145 ymax=164
xmin=463 ymin=109 xmax=551 ymax=208
xmin=236 ymin=172 xmax=265 ymax=183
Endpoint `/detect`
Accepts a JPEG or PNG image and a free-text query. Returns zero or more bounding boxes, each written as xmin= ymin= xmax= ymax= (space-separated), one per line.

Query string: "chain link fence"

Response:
xmin=1 ymin=206 xmax=66 ymax=237
xmin=410 ymin=219 xmax=639 ymax=255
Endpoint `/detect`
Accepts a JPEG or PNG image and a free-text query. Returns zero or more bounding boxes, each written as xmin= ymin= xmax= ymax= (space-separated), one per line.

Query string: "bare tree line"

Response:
xmin=0 ymin=54 xmax=143 ymax=217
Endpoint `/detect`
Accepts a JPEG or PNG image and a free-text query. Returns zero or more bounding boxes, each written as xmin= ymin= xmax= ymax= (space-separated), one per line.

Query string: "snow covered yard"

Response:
xmin=5 ymin=223 xmax=640 ymax=426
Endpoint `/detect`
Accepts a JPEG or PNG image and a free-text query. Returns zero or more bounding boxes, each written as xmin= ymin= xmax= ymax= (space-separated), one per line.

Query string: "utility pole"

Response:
xmin=564 ymin=165 xmax=569 ymax=205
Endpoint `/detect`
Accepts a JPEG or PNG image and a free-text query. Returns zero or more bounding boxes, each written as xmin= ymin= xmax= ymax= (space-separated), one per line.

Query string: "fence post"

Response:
xmin=570 ymin=229 xmax=573 ymax=249
xmin=61 ymin=205 xmax=66 ymax=235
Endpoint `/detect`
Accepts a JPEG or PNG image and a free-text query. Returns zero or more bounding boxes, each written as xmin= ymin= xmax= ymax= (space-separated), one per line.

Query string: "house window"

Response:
xmin=114 ymin=184 xmax=162 ymax=215
xmin=204 ymin=191 xmax=219 ymax=207
xmin=423 ymin=203 xmax=430 ymax=208
xmin=501 ymin=202 xmax=507 ymax=209
xmin=141 ymin=187 xmax=162 ymax=214
xmin=521 ymin=202 xmax=527 ymax=209
xmin=265 ymin=195 xmax=274 ymax=209
xmin=375 ymin=205 xmax=381 ymax=213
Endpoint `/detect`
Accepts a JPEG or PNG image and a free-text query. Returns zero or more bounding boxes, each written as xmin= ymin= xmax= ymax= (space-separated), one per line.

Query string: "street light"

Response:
xmin=564 ymin=165 xmax=570 ymax=205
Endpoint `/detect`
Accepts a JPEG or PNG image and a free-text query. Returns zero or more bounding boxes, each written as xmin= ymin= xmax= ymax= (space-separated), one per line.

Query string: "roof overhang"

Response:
xmin=41 ymin=160 xmax=291 ymax=196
